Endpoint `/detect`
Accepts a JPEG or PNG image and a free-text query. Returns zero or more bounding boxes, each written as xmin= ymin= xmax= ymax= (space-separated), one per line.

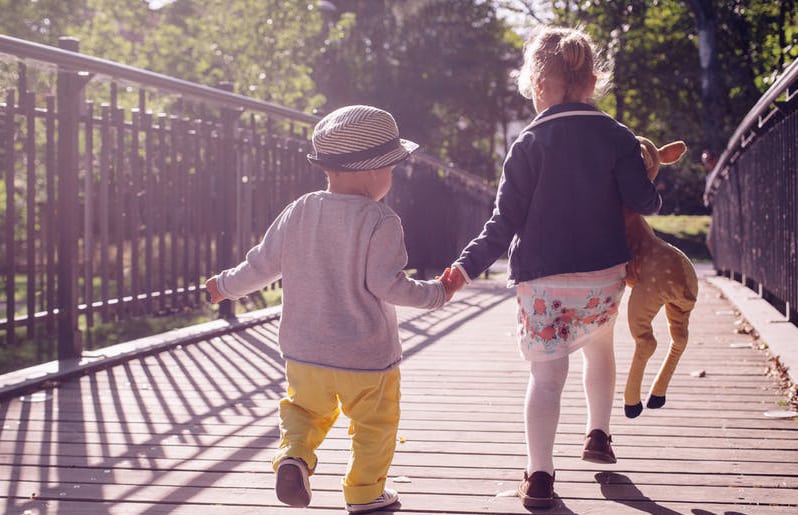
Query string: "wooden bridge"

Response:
xmin=1 ymin=265 xmax=796 ymax=514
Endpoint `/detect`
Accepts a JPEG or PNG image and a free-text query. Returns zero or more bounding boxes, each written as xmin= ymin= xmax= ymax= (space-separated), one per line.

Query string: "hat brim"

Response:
xmin=308 ymin=139 xmax=419 ymax=171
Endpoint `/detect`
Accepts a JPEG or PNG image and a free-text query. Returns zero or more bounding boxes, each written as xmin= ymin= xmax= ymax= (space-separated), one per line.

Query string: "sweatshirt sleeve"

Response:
xmin=215 ymin=205 xmax=289 ymax=299
xmin=613 ymin=129 xmax=662 ymax=215
xmin=365 ymin=215 xmax=446 ymax=310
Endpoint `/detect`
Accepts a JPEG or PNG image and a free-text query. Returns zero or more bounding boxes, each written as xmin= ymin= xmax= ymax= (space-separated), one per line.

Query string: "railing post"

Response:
xmin=2 ymin=90 xmax=15 ymax=347
xmin=56 ymin=37 xmax=83 ymax=360
xmin=216 ymin=82 xmax=238 ymax=319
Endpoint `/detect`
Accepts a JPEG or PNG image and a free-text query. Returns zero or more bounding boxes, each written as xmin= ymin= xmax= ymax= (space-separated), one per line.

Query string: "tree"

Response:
xmin=0 ymin=0 xmax=89 ymax=45
xmin=310 ymin=0 xmax=528 ymax=181
xmin=69 ymin=0 xmax=158 ymax=68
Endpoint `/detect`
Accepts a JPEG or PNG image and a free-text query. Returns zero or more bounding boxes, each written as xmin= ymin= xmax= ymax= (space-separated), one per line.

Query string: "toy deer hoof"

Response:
xmin=646 ymin=395 xmax=666 ymax=409
xmin=624 ymin=402 xmax=643 ymax=419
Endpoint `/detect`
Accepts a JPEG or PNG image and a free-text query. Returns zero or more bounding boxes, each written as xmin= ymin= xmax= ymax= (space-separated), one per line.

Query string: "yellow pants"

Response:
xmin=272 ymin=360 xmax=401 ymax=504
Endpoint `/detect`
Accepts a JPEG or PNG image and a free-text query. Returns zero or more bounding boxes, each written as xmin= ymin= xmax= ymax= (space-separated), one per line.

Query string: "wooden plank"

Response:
xmin=3 ymin=463 xmax=796 ymax=491
xmin=2 ymin=446 xmax=798 ymax=478
xmin=1 ymin=472 xmax=796 ymax=506
xmin=21 ymin=387 xmax=783 ymax=416
xmin=0 ymin=499 xmax=793 ymax=515
xmin=2 ymin=433 xmax=796 ymax=465
xmin=2 ymin=404 xmax=793 ymax=433
xmin=5 ymin=418 xmax=797 ymax=449
xmin=4 ymin=424 xmax=796 ymax=452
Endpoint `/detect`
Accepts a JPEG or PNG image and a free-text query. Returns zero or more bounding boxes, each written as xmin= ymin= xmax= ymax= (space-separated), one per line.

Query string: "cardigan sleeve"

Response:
xmin=454 ymin=132 xmax=537 ymax=279
xmin=613 ymin=129 xmax=662 ymax=215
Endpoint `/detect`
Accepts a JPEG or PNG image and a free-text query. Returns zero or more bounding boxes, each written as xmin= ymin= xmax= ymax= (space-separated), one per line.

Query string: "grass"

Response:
xmin=645 ymin=215 xmax=711 ymax=240
xmin=645 ymin=215 xmax=712 ymax=261
xmin=0 ymin=287 xmax=283 ymax=374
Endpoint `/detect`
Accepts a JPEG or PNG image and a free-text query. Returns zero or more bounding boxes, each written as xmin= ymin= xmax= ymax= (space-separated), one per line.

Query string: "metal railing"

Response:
xmin=704 ymin=59 xmax=798 ymax=321
xmin=0 ymin=35 xmax=494 ymax=364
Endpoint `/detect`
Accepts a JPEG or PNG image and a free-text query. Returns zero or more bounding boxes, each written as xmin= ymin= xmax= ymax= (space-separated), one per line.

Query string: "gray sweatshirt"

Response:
xmin=216 ymin=191 xmax=446 ymax=371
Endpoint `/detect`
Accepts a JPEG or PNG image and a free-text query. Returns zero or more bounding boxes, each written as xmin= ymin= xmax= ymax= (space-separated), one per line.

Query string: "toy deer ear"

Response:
xmin=658 ymin=141 xmax=687 ymax=166
xmin=637 ymin=137 xmax=660 ymax=180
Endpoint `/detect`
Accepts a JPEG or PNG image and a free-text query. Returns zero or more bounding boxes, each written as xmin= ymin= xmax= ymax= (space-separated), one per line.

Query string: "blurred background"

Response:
xmin=2 ymin=0 xmax=795 ymax=215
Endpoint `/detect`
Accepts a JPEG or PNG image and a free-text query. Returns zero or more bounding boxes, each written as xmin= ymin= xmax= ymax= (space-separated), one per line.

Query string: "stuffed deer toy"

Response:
xmin=623 ymin=137 xmax=698 ymax=418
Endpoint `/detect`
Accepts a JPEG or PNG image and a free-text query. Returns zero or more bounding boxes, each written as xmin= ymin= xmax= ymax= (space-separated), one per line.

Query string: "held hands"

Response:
xmin=204 ymin=276 xmax=225 ymax=304
xmin=436 ymin=266 xmax=467 ymax=301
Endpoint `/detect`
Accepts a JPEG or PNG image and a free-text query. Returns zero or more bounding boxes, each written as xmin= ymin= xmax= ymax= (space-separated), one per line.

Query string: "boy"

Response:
xmin=205 ymin=105 xmax=447 ymax=513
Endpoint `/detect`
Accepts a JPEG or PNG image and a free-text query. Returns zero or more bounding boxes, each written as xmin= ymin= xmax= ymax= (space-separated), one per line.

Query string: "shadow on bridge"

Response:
xmin=0 ymin=282 xmax=512 ymax=514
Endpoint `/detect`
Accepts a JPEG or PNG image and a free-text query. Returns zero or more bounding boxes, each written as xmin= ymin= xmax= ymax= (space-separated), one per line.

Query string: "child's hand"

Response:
xmin=438 ymin=266 xmax=466 ymax=301
xmin=204 ymin=276 xmax=225 ymax=304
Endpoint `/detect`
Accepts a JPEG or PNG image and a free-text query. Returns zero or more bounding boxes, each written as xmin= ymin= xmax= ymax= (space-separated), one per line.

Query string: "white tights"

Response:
xmin=524 ymin=323 xmax=616 ymax=475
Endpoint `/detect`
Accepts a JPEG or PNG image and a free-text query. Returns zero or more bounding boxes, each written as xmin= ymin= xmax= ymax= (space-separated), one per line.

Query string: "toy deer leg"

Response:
xmin=624 ymin=286 xmax=662 ymax=418
xmin=647 ymin=298 xmax=696 ymax=408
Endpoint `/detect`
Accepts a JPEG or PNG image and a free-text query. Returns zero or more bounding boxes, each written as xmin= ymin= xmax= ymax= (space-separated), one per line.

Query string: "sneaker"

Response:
xmin=518 ymin=470 xmax=555 ymax=509
xmin=582 ymin=429 xmax=617 ymax=464
xmin=275 ymin=458 xmax=311 ymax=507
xmin=346 ymin=488 xmax=399 ymax=513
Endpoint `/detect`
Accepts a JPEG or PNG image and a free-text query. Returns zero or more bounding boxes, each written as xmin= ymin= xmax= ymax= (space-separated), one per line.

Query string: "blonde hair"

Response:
xmin=518 ymin=26 xmax=611 ymax=102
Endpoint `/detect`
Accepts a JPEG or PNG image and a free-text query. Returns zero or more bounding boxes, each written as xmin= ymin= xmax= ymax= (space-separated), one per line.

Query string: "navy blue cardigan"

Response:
xmin=455 ymin=103 xmax=662 ymax=285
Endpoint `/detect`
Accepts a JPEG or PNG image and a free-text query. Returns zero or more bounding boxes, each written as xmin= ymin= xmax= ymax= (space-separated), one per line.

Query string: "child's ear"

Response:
xmin=659 ymin=141 xmax=687 ymax=165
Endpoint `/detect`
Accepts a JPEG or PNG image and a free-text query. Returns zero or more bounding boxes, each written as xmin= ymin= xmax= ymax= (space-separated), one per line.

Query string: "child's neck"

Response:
xmin=327 ymin=183 xmax=370 ymax=197
xmin=536 ymin=83 xmax=592 ymax=112
xmin=326 ymin=172 xmax=373 ymax=198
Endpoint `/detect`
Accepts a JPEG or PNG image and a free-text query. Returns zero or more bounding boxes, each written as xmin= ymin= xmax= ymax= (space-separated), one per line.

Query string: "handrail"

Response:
xmin=0 ymin=34 xmax=494 ymax=189
xmin=410 ymin=152 xmax=495 ymax=196
xmin=704 ymin=58 xmax=798 ymax=204
xmin=0 ymin=34 xmax=318 ymax=124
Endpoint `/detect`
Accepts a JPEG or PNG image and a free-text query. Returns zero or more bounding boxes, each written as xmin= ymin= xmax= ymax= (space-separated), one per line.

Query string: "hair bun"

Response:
xmin=560 ymin=37 xmax=587 ymax=71
xmin=517 ymin=26 xmax=611 ymax=102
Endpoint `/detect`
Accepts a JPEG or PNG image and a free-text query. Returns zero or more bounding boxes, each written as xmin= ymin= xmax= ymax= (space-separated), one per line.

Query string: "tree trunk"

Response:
xmin=686 ymin=0 xmax=724 ymax=155
xmin=614 ymin=31 xmax=625 ymax=124
xmin=778 ymin=0 xmax=794 ymax=72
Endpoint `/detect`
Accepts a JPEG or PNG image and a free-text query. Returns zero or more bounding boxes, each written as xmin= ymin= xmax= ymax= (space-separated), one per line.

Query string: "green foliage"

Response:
xmin=70 ymin=0 xmax=156 ymax=67
xmin=0 ymin=0 xmax=89 ymax=45
xmin=59 ymin=0 xmax=330 ymax=111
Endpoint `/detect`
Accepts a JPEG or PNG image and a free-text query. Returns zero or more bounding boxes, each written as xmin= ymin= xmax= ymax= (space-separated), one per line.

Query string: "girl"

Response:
xmin=443 ymin=27 xmax=661 ymax=509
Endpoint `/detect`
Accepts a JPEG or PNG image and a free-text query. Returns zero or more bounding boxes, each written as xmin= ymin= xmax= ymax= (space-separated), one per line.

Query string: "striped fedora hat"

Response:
xmin=307 ymin=105 xmax=419 ymax=171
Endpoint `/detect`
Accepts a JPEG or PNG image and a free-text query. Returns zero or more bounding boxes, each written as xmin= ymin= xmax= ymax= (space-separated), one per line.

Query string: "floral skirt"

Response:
xmin=516 ymin=263 xmax=626 ymax=362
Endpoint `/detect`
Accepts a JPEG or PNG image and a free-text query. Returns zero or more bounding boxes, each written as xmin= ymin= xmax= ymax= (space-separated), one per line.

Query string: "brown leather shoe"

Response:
xmin=518 ymin=470 xmax=555 ymax=509
xmin=582 ymin=429 xmax=617 ymax=464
